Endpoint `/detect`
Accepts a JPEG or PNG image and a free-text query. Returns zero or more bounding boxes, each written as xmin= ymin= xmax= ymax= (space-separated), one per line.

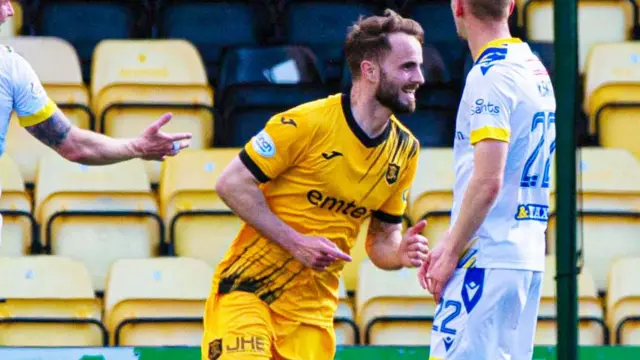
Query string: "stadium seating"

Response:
xmin=103 ymin=257 xmax=212 ymax=346
xmin=0 ymin=154 xmax=35 ymax=256
xmin=34 ymin=152 xmax=162 ymax=292
xmin=30 ymin=0 xmax=155 ymax=82
xmin=0 ymin=256 xmax=105 ymax=346
xmin=607 ymin=256 xmax=640 ymax=344
xmin=278 ymin=0 xmax=380 ymax=82
xmin=407 ymin=148 xmax=455 ymax=248
xmin=216 ymin=45 xmax=330 ymax=146
xmin=3 ymin=36 xmax=91 ymax=184
xmin=90 ymin=39 xmax=215 ymax=182
xmin=522 ymin=0 xmax=635 ymax=72
xmin=357 ymin=259 xmax=436 ymax=345
xmin=535 ymin=256 xmax=606 ymax=346
xmin=547 ymin=148 xmax=640 ymax=292
xmin=335 ymin=277 xmax=358 ymax=345
xmin=156 ymin=0 xmax=274 ymax=86
xmin=158 ymin=148 xmax=243 ymax=266
xmin=584 ymin=42 xmax=640 ymax=157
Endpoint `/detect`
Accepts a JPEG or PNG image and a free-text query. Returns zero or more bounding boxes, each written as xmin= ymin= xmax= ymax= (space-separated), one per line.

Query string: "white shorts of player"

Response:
xmin=429 ymin=267 xmax=543 ymax=360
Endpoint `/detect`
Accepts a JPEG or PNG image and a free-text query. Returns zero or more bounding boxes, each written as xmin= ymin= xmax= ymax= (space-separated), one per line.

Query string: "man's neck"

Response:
xmin=466 ymin=21 xmax=513 ymax=61
xmin=349 ymin=87 xmax=391 ymax=139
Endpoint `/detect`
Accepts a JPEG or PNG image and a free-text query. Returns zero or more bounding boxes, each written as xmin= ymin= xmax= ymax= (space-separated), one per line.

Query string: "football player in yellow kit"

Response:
xmin=201 ymin=9 xmax=430 ymax=360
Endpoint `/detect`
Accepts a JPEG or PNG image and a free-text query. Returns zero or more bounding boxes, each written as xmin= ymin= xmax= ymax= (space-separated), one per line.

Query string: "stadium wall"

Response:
xmin=1 ymin=346 xmax=640 ymax=360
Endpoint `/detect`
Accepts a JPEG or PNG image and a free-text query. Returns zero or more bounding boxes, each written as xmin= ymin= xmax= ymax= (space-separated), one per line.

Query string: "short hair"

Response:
xmin=344 ymin=9 xmax=424 ymax=79
xmin=467 ymin=0 xmax=512 ymax=21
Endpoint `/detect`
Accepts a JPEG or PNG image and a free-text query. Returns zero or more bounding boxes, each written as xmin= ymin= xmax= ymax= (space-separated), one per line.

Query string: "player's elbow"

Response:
xmin=56 ymin=142 xmax=86 ymax=164
xmin=482 ymin=177 xmax=503 ymax=202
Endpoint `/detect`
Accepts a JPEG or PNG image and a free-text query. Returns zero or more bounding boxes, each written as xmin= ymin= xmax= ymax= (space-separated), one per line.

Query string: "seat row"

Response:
xmin=1 ymin=254 xmax=638 ymax=347
xmin=3 ymin=146 xmax=640 ymax=296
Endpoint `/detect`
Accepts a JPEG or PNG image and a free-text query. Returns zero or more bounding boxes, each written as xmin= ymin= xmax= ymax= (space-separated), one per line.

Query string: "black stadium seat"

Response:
xmin=217 ymin=45 xmax=330 ymax=146
xmin=278 ymin=0 xmax=381 ymax=83
xmin=156 ymin=0 xmax=273 ymax=87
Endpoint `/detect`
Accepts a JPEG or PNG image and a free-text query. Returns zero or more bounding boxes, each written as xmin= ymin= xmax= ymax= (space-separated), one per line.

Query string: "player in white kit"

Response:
xmin=0 ymin=0 xmax=191 ymax=245
xmin=417 ymin=0 xmax=556 ymax=359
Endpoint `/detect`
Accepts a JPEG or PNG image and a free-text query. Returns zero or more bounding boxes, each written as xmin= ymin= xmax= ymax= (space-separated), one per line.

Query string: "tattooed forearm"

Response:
xmin=25 ymin=110 xmax=72 ymax=147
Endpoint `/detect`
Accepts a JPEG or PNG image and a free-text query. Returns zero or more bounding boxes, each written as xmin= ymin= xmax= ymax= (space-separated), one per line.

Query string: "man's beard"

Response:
xmin=375 ymin=72 xmax=416 ymax=114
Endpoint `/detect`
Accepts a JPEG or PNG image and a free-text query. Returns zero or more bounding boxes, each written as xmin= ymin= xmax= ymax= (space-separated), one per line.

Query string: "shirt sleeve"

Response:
xmin=240 ymin=112 xmax=314 ymax=183
xmin=11 ymin=52 xmax=58 ymax=127
xmin=467 ymin=65 xmax=517 ymax=145
xmin=374 ymin=140 xmax=419 ymax=224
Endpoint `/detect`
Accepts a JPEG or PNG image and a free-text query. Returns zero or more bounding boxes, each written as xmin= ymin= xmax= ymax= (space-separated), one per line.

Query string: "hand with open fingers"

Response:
xmin=133 ymin=113 xmax=193 ymax=161
xmin=289 ymin=234 xmax=352 ymax=271
xmin=398 ymin=219 xmax=430 ymax=268
xmin=418 ymin=238 xmax=459 ymax=304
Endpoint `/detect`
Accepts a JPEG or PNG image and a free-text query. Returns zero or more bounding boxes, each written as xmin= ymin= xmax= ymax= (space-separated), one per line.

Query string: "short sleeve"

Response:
xmin=466 ymin=66 xmax=516 ymax=145
xmin=240 ymin=113 xmax=314 ymax=183
xmin=12 ymin=52 xmax=58 ymax=127
xmin=374 ymin=141 xmax=419 ymax=224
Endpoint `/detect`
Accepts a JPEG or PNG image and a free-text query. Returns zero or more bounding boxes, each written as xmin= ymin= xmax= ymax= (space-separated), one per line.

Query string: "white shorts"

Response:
xmin=429 ymin=267 xmax=543 ymax=360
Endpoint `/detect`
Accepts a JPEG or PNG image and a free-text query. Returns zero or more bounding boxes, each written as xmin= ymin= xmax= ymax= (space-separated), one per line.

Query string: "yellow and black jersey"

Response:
xmin=212 ymin=93 xmax=420 ymax=327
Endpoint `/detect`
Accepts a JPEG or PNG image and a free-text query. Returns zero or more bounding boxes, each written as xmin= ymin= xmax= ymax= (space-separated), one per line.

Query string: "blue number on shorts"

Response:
xmin=520 ymin=111 xmax=556 ymax=189
xmin=432 ymin=299 xmax=462 ymax=336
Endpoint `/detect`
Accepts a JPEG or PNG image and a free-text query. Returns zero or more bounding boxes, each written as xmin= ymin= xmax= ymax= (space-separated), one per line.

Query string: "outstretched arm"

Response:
xmin=25 ymin=110 xmax=191 ymax=165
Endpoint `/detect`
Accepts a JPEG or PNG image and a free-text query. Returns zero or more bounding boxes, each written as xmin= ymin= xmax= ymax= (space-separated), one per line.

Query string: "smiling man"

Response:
xmin=200 ymin=9 xmax=431 ymax=360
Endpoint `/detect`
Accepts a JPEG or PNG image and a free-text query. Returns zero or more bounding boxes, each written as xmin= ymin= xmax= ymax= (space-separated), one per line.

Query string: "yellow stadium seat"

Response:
xmin=547 ymin=148 xmax=640 ymax=291
xmin=91 ymin=39 xmax=215 ymax=183
xmin=104 ymin=257 xmax=212 ymax=346
xmin=335 ymin=277 xmax=358 ymax=345
xmin=523 ymin=0 xmax=633 ymax=72
xmin=0 ymin=2 xmax=22 ymax=38
xmin=584 ymin=42 xmax=640 ymax=153
xmin=607 ymin=257 xmax=640 ymax=344
xmin=407 ymin=148 xmax=454 ymax=250
xmin=158 ymin=149 xmax=242 ymax=267
xmin=34 ymin=152 xmax=161 ymax=291
xmin=356 ymin=259 xmax=436 ymax=345
xmin=4 ymin=36 xmax=92 ymax=184
xmin=0 ymin=256 xmax=105 ymax=346
xmin=0 ymin=153 xmax=34 ymax=256
xmin=535 ymin=256 xmax=606 ymax=345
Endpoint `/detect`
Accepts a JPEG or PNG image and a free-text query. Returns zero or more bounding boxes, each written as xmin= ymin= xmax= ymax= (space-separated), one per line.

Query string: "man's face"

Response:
xmin=375 ymin=32 xmax=424 ymax=114
xmin=0 ymin=0 xmax=13 ymax=28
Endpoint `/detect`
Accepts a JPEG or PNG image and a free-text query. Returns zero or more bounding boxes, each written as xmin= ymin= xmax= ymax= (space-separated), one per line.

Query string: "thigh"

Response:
xmin=429 ymin=268 xmax=531 ymax=360
xmin=201 ymin=292 xmax=275 ymax=360
xmin=512 ymin=271 xmax=543 ymax=360
xmin=271 ymin=312 xmax=336 ymax=360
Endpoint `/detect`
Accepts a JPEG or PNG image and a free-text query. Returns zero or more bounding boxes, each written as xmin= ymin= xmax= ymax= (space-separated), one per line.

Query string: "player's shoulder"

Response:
xmin=390 ymin=116 xmax=420 ymax=160
xmin=271 ymin=93 xmax=343 ymax=132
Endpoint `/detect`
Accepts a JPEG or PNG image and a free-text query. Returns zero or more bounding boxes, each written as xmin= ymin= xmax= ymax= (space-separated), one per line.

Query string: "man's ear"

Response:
xmin=360 ymin=60 xmax=379 ymax=83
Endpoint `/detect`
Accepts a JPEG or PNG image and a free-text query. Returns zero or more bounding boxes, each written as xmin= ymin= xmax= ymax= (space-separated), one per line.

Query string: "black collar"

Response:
xmin=341 ymin=93 xmax=391 ymax=148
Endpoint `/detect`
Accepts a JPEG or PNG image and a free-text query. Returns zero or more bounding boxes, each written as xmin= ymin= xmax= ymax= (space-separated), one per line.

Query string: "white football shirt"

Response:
xmin=0 ymin=44 xmax=57 ymax=157
xmin=451 ymin=38 xmax=556 ymax=272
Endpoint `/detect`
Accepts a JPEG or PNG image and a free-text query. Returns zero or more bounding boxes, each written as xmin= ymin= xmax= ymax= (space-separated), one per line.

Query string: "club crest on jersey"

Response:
xmin=386 ymin=163 xmax=400 ymax=185
xmin=208 ymin=338 xmax=222 ymax=360
xmin=514 ymin=203 xmax=549 ymax=222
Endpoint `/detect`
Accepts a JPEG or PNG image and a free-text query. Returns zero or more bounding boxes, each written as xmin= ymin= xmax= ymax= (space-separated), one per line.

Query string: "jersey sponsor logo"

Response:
xmin=322 ymin=150 xmax=343 ymax=160
xmin=306 ymin=189 xmax=370 ymax=219
xmin=514 ymin=203 xmax=549 ymax=222
xmin=470 ymin=99 xmax=500 ymax=116
xmin=385 ymin=163 xmax=400 ymax=185
xmin=280 ymin=117 xmax=297 ymax=127
xmin=251 ymin=130 xmax=276 ymax=158
xmin=226 ymin=335 xmax=267 ymax=354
